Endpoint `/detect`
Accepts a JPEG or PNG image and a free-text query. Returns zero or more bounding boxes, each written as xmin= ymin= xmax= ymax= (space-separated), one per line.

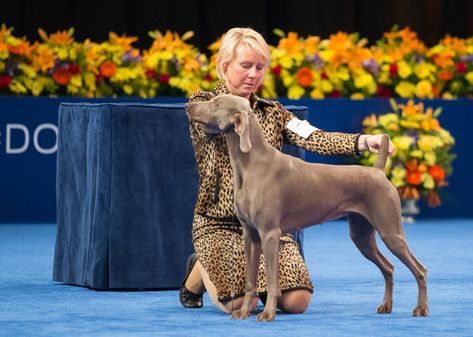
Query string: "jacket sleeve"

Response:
xmin=278 ymin=102 xmax=361 ymax=156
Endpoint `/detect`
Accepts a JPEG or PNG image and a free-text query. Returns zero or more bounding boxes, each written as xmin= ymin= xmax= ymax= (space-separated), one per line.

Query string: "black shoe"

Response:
xmin=179 ymin=253 xmax=204 ymax=309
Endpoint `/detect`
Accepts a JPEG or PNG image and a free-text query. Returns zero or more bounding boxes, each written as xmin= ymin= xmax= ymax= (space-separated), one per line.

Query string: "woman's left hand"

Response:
xmin=359 ymin=134 xmax=395 ymax=156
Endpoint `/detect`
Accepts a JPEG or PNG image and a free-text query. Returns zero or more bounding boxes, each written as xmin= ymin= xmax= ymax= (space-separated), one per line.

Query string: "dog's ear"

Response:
xmin=233 ymin=111 xmax=252 ymax=153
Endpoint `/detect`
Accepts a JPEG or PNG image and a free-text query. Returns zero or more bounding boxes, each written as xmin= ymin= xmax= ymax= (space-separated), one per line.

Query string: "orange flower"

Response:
xmin=406 ymin=171 xmax=422 ymax=185
xmin=438 ymin=70 xmax=453 ymax=81
xmin=109 ymin=32 xmax=138 ymax=49
xmin=427 ymin=190 xmax=442 ymax=207
xmin=8 ymin=40 xmax=32 ymax=57
xmin=278 ymin=32 xmax=304 ymax=56
xmin=405 ymin=159 xmax=419 ymax=172
xmin=100 ymin=61 xmax=116 ymax=78
xmin=400 ymin=186 xmax=420 ymax=200
xmin=38 ymin=28 xmax=74 ymax=45
xmin=296 ymin=67 xmax=313 ymax=87
xmin=400 ymin=100 xmax=423 ymax=117
xmin=53 ymin=67 xmax=72 ymax=85
xmin=428 ymin=165 xmax=445 ymax=181
xmin=32 ymin=44 xmax=55 ymax=73
xmin=421 ymin=107 xmax=441 ymax=132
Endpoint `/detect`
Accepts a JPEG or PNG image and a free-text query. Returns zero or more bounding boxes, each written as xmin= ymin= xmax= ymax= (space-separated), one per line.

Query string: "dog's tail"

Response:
xmin=374 ymin=134 xmax=390 ymax=171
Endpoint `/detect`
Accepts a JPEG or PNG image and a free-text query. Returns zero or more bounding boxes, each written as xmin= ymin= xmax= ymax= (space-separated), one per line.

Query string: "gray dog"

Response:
xmin=185 ymin=94 xmax=428 ymax=322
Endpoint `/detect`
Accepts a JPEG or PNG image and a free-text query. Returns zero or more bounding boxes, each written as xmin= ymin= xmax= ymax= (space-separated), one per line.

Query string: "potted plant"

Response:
xmin=360 ymin=100 xmax=456 ymax=218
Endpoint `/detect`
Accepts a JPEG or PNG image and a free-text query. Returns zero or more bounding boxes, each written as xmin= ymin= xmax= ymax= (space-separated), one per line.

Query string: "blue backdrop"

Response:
xmin=1 ymin=96 xmax=471 ymax=223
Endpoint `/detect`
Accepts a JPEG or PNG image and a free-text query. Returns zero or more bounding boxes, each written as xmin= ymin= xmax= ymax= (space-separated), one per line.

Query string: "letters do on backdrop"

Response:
xmin=3 ymin=123 xmax=58 ymax=155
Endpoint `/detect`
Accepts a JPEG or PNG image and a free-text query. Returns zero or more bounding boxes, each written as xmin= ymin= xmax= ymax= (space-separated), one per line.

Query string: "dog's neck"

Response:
xmin=225 ymin=113 xmax=276 ymax=189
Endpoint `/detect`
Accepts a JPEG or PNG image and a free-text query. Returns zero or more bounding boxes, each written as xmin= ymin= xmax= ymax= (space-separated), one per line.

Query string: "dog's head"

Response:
xmin=185 ymin=94 xmax=253 ymax=153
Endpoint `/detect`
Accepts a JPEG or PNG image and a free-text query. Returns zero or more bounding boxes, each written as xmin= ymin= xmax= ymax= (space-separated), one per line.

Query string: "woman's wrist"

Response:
xmin=358 ymin=135 xmax=370 ymax=152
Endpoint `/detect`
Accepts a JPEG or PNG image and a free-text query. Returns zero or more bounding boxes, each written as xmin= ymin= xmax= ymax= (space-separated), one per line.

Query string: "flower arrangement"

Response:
xmin=142 ymin=30 xmax=212 ymax=97
xmin=0 ymin=24 xmax=35 ymax=95
xmin=1 ymin=23 xmax=473 ymax=98
xmin=360 ymin=100 xmax=456 ymax=207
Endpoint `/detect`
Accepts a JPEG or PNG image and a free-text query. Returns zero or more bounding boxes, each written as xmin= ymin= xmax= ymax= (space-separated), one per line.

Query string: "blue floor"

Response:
xmin=1 ymin=220 xmax=472 ymax=337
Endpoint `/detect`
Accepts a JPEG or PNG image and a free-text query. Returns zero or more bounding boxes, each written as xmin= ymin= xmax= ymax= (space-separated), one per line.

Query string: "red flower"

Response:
xmin=68 ymin=64 xmax=81 ymax=74
xmin=271 ymin=65 xmax=282 ymax=77
xmin=321 ymin=71 xmax=329 ymax=80
xmin=456 ymin=62 xmax=467 ymax=73
xmin=406 ymin=171 xmax=422 ymax=185
xmin=204 ymin=74 xmax=213 ymax=81
xmin=428 ymin=165 xmax=445 ymax=181
xmin=0 ymin=75 xmax=12 ymax=89
xmin=376 ymin=85 xmax=393 ymax=98
xmin=159 ymin=73 xmax=170 ymax=84
xmin=389 ymin=64 xmax=399 ymax=77
xmin=328 ymin=90 xmax=342 ymax=98
xmin=295 ymin=67 xmax=313 ymax=87
xmin=100 ymin=61 xmax=116 ymax=78
xmin=53 ymin=67 xmax=72 ymax=85
xmin=145 ymin=70 xmax=156 ymax=79
xmin=95 ymin=74 xmax=104 ymax=84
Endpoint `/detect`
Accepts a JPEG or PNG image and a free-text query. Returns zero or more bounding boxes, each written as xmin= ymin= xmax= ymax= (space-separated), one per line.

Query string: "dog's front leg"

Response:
xmin=231 ymin=224 xmax=261 ymax=320
xmin=257 ymin=228 xmax=282 ymax=322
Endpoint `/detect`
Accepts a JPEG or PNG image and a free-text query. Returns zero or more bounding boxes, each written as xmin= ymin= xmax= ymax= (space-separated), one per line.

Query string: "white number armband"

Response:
xmin=286 ymin=117 xmax=319 ymax=139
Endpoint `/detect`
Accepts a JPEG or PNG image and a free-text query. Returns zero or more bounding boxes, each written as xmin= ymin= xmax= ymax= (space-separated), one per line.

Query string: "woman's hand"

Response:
xmin=359 ymin=134 xmax=395 ymax=156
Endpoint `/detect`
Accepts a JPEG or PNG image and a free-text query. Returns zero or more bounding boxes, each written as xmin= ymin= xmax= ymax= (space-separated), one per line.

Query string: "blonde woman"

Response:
xmin=180 ymin=27 xmax=394 ymax=314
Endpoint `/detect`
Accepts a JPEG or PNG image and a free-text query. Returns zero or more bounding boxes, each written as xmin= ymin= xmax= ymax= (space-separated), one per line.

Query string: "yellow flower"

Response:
xmin=414 ymin=63 xmax=434 ymax=79
xmin=438 ymin=129 xmax=455 ymax=145
xmin=353 ymin=71 xmax=372 ymax=89
xmin=416 ymin=80 xmax=433 ymax=98
xmin=123 ymin=84 xmax=133 ymax=95
xmin=466 ymin=72 xmax=473 ymax=84
xmin=400 ymin=119 xmax=421 ymax=129
xmin=378 ymin=113 xmax=399 ymax=129
xmin=279 ymin=56 xmax=294 ymax=69
xmin=391 ymin=167 xmax=406 ymax=188
xmin=310 ymin=88 xmax=324 ymax=99
xmin=424 ymin=152 xmax=437 ymax=166
xmin=287 ymin=85 xmax=305 ymax=99
xmin=423 ymin=174 xmax=435 ymax=189
xmin=441 ymin=92 xmax=454 ymax=99
xmin=320 ymin=79 xmax=334 ymax=93
xmin=398 ymin=61 xmax=412 ymax=79
xmin=350 ymin=93 xmax=364 ymax=99
xmin=392 ymin=135 xmax=414 ymax=151
xmin=418 ymin=135 xmax=443 ymax=151
xmin=395 ymin=81 xmax=416 ymax=98
xmin=70 ymin=75 xmax=83 ymax=87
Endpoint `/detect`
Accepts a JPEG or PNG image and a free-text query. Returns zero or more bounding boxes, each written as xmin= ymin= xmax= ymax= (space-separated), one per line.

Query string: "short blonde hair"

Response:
xmin=216 ymin=27 xmax=271 ymax=81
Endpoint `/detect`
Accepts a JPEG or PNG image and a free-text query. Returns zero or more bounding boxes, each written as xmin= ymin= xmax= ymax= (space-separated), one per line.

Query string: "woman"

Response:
xmin=180 ymin=27 xmax=394 ymax=314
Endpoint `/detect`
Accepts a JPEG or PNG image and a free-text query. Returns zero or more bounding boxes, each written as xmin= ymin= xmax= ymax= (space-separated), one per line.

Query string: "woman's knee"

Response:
xmin=277 ymin=289 xmax=312 ymax=314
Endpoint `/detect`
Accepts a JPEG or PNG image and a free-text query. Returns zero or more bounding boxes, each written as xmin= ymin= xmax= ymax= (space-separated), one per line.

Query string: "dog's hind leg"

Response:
xmin=348 ymin=213 xmax=394 ymax=314
xmin=376 ymin=219 xmax=428 ymax=316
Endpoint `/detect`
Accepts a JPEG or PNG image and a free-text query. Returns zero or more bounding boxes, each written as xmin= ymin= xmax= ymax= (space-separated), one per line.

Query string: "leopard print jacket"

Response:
xmin=188 ymin=82 xmax=360 ymax=232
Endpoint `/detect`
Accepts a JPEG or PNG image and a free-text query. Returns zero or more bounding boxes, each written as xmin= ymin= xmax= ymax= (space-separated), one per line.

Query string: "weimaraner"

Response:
xmin=185 ymin=94 xmax=428 ymax=322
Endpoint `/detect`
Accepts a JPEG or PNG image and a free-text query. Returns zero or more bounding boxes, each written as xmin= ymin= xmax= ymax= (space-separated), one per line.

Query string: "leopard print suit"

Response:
xmin=189 ymin=82 xmax=360 ymax=303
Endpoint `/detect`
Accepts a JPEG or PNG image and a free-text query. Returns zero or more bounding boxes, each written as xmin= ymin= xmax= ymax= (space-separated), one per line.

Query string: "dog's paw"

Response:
xmin=256 ymin=310 xmax=276 ymax=322
xmin=412 ymin=306 xmax=429 ymax=317
xmin=377 ymin=301 xmax=393 ymax=314
xmin=231 ymin=309 xmax=250 ymax=320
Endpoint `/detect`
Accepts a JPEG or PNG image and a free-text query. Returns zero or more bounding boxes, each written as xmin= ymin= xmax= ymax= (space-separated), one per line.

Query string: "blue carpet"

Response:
xmin=0 ymin=220 xmax=472 ymax=337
